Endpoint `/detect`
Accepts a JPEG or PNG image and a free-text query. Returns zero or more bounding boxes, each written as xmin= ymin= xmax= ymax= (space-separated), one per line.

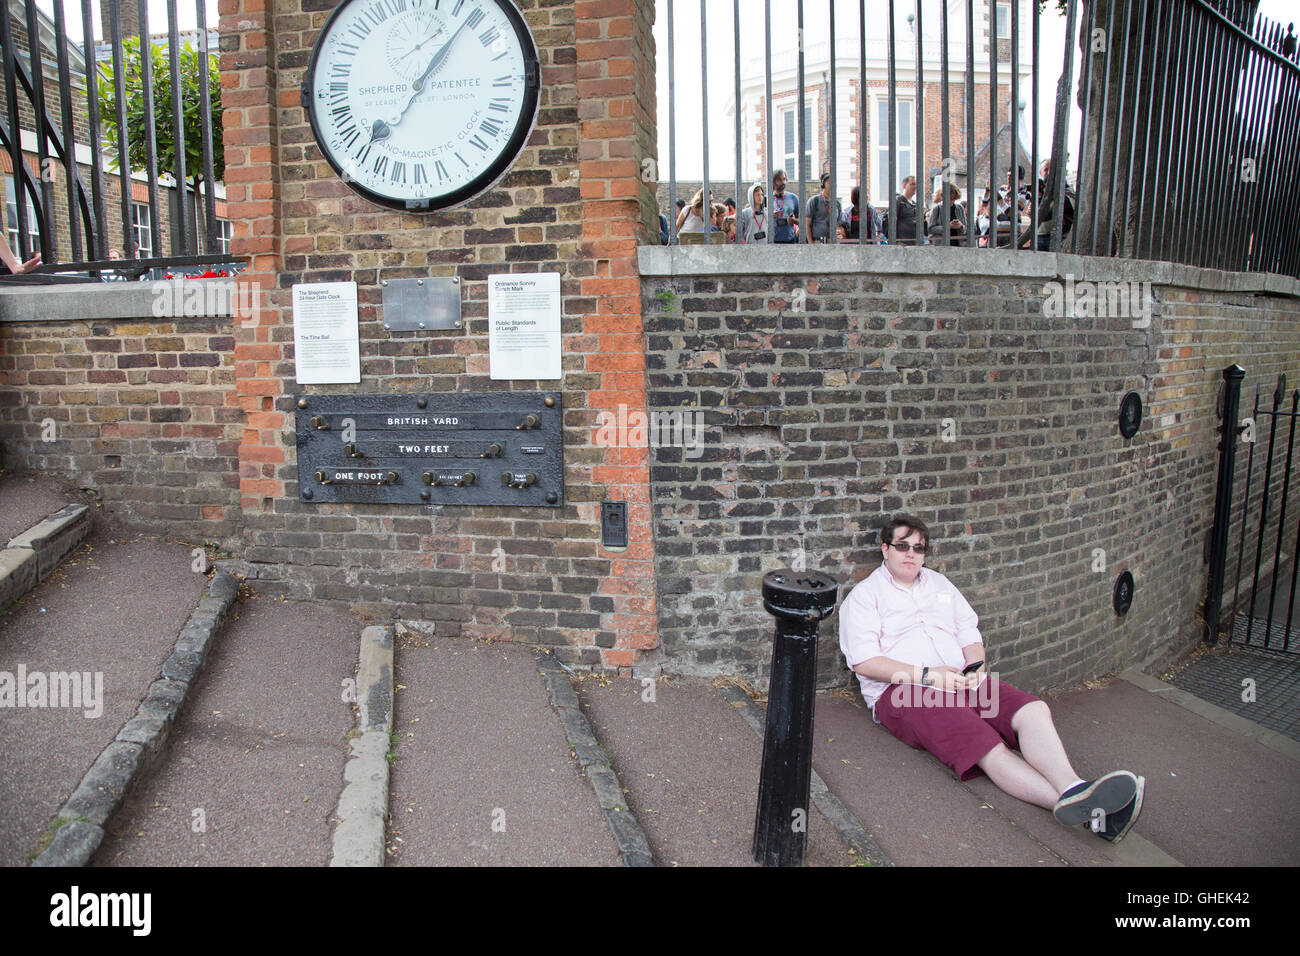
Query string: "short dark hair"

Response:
xmin=675 ymin=199 xmax=686 ymax=209
xmin=820 ymin=173 xmax=831 ymax=186
xmin=881 ymin=514 xmax=930 ymax=548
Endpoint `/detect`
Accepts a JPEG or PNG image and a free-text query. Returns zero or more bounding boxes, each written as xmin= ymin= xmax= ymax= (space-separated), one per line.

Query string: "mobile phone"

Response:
xmin=962 ymin=660 xmax=985 ymax=675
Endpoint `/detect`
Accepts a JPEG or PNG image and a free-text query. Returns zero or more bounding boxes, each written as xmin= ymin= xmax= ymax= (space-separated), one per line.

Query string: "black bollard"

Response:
xmin=752 ymin=568 xmax=838 ymax=867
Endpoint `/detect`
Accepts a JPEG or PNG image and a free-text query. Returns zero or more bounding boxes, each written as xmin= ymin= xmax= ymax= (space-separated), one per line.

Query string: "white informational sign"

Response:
xmin=488 ymin=272 xmax=561 ymax=381
xmin=292 ymin=282 xmax=360 ymax=385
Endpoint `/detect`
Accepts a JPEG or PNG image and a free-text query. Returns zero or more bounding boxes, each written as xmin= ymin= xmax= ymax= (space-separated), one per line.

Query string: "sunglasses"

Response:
xmin=886 ymin=541 xmax=928 ymax=555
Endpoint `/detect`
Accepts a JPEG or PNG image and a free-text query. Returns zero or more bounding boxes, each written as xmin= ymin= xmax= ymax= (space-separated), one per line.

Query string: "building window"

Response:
xmin=4 ymin=174 xmax=39 ymax=258
xmin=996 ymin=3 xmax=1010 ymax=38
xmin=216 ymin=219 xmax=232 ymax=255
xmin=131 ymin=202 xmax=152 ymax=258
xmin=874 ymin=97 xmax=914 ymax=206
xmin=781 ymin=103 xmax=814 ymax=183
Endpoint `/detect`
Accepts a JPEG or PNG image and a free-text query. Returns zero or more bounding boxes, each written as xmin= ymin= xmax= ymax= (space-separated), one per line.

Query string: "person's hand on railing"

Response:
xmin=0 ymin=234 xmax=41 ymax=274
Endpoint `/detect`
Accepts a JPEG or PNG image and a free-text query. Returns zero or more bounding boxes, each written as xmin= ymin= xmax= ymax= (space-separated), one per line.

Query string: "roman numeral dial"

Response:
xmin=302 ymin=0 xmax=540 ymax=211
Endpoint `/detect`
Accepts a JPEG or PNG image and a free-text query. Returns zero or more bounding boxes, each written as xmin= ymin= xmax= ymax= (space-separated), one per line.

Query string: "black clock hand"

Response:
xmin=388 ymin=19 xmax=472 ymax=125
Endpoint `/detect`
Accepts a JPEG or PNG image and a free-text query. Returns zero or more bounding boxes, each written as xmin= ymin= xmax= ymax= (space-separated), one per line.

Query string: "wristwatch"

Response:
xmin=920 ymin=666 xmax=930 ymax=687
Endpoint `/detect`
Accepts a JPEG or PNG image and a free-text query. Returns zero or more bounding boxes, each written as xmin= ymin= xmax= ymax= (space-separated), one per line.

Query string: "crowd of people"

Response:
xmin=660 ymin=160 xmax=1074 ymax=249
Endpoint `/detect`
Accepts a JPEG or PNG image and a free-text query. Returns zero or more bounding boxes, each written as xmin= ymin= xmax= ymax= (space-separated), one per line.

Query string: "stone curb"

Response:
xmin=715 ymin=682 xmax=895 ymax=867
xmin=28 ymin=569 xmax=240 ymax=867
xmin=0 ymin=503 xmax=90 ymax=613
xmin=329 ymin=625 xmax=394 ymax=867
xmin=535 ymin=653 xmax=655 ymax=867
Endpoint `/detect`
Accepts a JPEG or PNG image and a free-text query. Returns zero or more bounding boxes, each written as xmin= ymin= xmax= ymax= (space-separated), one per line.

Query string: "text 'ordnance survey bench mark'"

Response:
xmin=488 ymin=272 xmax=561 ymax=381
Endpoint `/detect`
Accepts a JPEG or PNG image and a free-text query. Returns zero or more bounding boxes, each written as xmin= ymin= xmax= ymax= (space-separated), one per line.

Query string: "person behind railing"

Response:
xmin=723 ymin=213 xmax=737 ymax=243
xmin=736 ymin=182 xmax=768 ymax=244
xmin=885 ymin=175 xmax=922 ymax=245
xmin=709 ymin=202 xmax=728 ymax=235
xmin=1018 ymin=158 xmax=1075 ymax=252
xmin=806 ymin=173 xmax=842 ymax=244
xmin=838 ymin=185 xmax=878 ymax=243
xmin=0 ymin=234 xmax=41 ymax=275
xmin=770 ymin=169 xmax=800 ymax=244
xmin=975 ymin=190 xmax=992 ymax=246
xmin=677 ymin=189 xmax=709 ymax=234
xmin=926 ymin=183 xmax=967 ymax=245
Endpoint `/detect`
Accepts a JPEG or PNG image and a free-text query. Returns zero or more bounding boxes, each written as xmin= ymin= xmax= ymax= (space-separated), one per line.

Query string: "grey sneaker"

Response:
xmin=1052 ymin=770 xmax=1138 ymax=827
xmin=1095 ymin=775 xmax=1145 ymax=843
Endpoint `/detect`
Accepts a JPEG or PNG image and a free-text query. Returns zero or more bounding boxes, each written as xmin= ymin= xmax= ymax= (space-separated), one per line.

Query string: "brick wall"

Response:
xmin=206 ymin=0 xmax=658 ymax=669
xmin=0 ymin=306 xmax=240 ymax=540
xmin=638 ymin=247 xmax=1300 ymax=691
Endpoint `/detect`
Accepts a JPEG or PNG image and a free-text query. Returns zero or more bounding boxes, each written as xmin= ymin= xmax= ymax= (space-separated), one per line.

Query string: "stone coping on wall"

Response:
xmin=0 ymin=278 xmax=242 ymax=323
xmin=637 ymin=244 xmax=1300 ymax=299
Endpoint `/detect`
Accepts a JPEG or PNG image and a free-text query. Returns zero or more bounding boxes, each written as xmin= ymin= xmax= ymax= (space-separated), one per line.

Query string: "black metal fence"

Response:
xmin=657 ymin=0 xmax=1300 ymax=280
xmin=1205 ymin=366 xmax=1300 ymax=652
xmin=0 ymin=0 xmax=237 ymax=280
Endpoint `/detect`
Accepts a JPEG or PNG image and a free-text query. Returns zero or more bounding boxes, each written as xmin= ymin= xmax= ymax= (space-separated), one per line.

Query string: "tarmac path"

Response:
xmin=92 ymin=586 xmax=355 ymax=866
xmin=0 ymin=532 xmax=203 ymax=867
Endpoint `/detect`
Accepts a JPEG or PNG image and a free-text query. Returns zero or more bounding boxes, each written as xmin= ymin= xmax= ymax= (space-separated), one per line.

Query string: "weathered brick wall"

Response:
xmin=0 ymin=308 xmax=240 ymax=540
xmin=639 ymin=248 xmax=1300 ymax=692
xmin=210 ymin=0 xmax=658 ymax=669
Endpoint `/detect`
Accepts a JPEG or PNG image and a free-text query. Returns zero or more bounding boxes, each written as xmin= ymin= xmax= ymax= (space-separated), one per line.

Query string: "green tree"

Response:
xmin=97 ymin=36 xmax=223 ymax=244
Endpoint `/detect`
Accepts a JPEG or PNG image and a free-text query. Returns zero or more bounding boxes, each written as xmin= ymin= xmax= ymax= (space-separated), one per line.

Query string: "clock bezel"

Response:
xmin=301 ymin=0 xmax=541 ymax=213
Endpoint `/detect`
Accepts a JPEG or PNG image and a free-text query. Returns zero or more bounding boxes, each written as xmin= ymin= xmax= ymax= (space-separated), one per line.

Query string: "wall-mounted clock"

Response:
xmin=302 ymin=0 xmax=540 ymax=212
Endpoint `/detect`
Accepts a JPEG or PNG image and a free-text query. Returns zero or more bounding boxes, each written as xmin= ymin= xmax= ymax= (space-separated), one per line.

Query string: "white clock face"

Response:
xmin=304 ymin=0 xmax=539 ymax=211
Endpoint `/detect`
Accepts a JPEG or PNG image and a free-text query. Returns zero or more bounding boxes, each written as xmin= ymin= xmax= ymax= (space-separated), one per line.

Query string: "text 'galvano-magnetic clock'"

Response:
xmin=302 ymin=0 xmax=540 ymax=212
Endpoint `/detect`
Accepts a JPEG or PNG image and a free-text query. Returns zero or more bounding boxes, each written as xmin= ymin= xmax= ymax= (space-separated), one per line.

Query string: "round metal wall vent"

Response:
xmin=1113 ymin=570 xmax=1135 ymax=616
xmin=1119 ymin=392 xmax=1142 ymax=439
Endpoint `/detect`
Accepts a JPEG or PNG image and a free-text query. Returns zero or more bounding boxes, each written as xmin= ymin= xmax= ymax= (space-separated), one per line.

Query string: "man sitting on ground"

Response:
xmin=838 ymin=514 xmax=1145 ymax=842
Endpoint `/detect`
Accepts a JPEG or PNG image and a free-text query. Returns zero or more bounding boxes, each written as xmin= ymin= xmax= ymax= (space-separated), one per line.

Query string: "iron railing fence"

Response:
xmin=658 ymin=0 xmax=1300 ymax=280
xmin=1205 ymin=366 xmax=1300 ymax=652
xmin=0 ymin=0 xmax=237 ymax=281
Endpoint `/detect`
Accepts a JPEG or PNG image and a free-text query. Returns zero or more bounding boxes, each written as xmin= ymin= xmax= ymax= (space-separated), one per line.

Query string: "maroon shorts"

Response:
xmin=872 ymin=676 xmax=1041 ymax=781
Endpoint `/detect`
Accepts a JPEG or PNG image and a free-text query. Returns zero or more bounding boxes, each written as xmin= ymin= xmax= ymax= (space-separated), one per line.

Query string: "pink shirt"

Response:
xmin=838 ymin=564 xmax=983 ymax=713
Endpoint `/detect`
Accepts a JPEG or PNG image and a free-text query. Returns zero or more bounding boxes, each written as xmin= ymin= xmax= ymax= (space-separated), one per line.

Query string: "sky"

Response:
xmin=654 ymin=0 xmax=1298 ymax=184
xmin=34 ymin=0 xmax=221 ymax=44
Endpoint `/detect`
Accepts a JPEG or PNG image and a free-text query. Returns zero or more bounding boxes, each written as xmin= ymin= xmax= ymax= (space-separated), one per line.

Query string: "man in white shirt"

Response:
xmin=839 ymin=514 xmax=1145 ymax=843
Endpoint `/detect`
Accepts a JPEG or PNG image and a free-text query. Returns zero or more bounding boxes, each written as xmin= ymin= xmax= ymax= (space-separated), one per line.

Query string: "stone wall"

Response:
xmin=638 ymin=245 xmax=1300 ymax=691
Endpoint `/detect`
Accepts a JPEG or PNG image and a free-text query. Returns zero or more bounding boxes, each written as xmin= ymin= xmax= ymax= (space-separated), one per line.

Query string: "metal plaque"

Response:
xmin=380 ymin=277 xmax=462 ymax=332
xmin=296 ymin=392 xmax=563 ymax=506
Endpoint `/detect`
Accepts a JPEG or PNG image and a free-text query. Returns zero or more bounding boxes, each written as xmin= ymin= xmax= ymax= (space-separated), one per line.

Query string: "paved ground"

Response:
xmin=387 ymin=636 xmax=618 ymax=866
xmin=577 ymin=673 xmax=855 ymax=866
xmin=92 ymin=586 xmax=355 ymax=866
xmin=1168 ymin=634 xmax=1300 ymax=742
xmin=0 ymin=470 xmax=74 ymax=546
xmin=0 ymin=528 xmax=204 ymax=866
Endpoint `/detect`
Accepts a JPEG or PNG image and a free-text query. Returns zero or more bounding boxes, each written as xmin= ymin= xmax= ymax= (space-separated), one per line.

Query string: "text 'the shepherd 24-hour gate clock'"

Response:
xmin=301 ymin=0 xmax=541 ymax=211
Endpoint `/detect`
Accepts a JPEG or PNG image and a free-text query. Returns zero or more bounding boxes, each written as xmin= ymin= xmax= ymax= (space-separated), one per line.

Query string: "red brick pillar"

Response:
xmin=218 ymin=0 xmax=284 ymax=513
xmin=576 ymin=0 xmax=659 ymax=668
